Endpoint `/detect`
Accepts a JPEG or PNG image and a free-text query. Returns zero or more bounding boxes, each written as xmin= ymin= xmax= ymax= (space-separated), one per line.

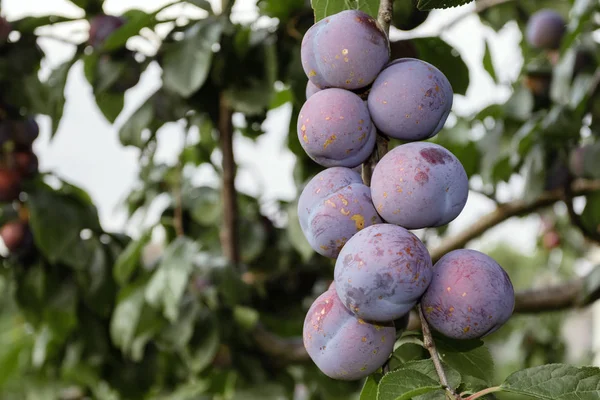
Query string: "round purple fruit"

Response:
xmin=306 ymin=80 xmax=322 ymax=100
xmin=298 ymin=88 xmax=376 ymax=168
xmin=421 ymin=249 xmax=515 ymax=340
xmin=298 ymin=167 xmax=382 ymax=258
xmin=370 ymin=142 xmax=468 ymax=230
xmin=367 ymin=58 xmax=453 ymax=141
xmin=303 ymin=285 xmax=396 ymax=380
xmin=525 ymin=9 xmax=566 ymax=50
xmin=334 ymin=223 xmax=433 ymax=322
xmin=301 ymin=10 xmax=390 ymax=90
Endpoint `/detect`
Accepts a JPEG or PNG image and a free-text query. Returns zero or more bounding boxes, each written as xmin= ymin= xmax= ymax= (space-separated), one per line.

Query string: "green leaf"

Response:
xmin=377 ymin=369 xmax=442 ymax=400
xmin=110 ymin=279 xmax=146 ymax=356
xmin=145 ymin=237 xmax=199 ymax=323
xmin=483 ymin=39 xmax=497 ymax=83
xmin=311 ymin=0 xmax=379 ymax=22
xmin=95 ymin=91 xmax=125 ymax=123
xmin=162 ymin=18 xmax=224 ymax=97
xmin=27 ymin=183 xmax=102 ymax=269
xmin=46 ymin=58 xmax=76 ymax=137
xmin=402 ymin=360 xmax=461 ymax=398
xmin=119 ymin=97 xmax=154 ymax=148
xmin=360 ymin=374 xmax=382 ymax=400
xmin=182 ymin=312 xmax=220 ymax=373
xmin=233 ymin=306 xmax=259 ymax=331
xmin=113 ymin=230 xmax=152 ymax=286
xmin=183 ymin=0 xmax=213 ymax=11
xmin=434 ymin=335 xmax=494 ymax=384
xmin=412 ymin=37 xmax=469 ymax=96
xmin=501 ymin=364 xmax=600 ymax=399
xmin=417 ymin=0 xmax=474 ymax=11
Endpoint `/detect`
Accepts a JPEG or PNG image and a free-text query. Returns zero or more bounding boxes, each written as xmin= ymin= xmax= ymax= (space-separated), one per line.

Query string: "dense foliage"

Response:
xmin=0 ymin=0 xmax=600 ymax=399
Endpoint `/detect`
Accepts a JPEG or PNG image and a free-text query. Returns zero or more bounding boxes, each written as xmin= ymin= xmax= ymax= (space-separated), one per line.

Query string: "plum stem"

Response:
xmin=463 ymin=386 xmax=502 ymax=400
xmin=418 ymin=305 xmax=460 ymax=400
xmin=377 ymin=0 xmax=393 ymax=35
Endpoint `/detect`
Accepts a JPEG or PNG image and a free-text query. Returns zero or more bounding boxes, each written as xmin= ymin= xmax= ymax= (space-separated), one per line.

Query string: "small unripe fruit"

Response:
xmin=0 ymin=220 xmax=28 ymax=252
xmin=88 ymin=14 xmax=126 ymax=48
xmin=0 ymin=169 xmax=21 ymax=202
xmin=525 ymin=9 xmax=566 ymax=50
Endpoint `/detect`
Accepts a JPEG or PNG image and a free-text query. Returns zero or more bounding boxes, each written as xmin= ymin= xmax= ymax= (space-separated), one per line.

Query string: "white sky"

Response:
xmin=2 ymin=0 xmax=541 ymax=254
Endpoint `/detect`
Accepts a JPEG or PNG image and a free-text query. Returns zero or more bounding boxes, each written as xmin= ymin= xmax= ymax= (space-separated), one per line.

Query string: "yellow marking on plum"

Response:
xmin=405 ymin=114 xmax=411 ymax=118
xmin=346 ymin=79 xmax=351 ymax=84
xmin=358 ymin=132 xmax=367 ymax=141
xmin=325 ymin=199 xmax=336 ymax=208
xmin=378 ymin=295 xmax=383 ymax=300
xmin=325 ymin=116 xmax=331 ymax=121
xmin=377 ymin=204 xmax=383 ymax=213
xmin=309 ymin=70 xmax=317 ymax=77
xmin=342 ymin=49 xmax=349 ymax=55
xmin=435 ymin=84 xmax=440 ymax=92
xmin=463 ymin=326 xmax=471 ymax=333
xmin=323 ymin=134 xmax=337 ymax=149
xmin=382 ymin=100 xmax=388 ymax=104
xmin=468 ymin=306 xmax=472 ymax=312
xmin=447 ymin=287 xmax=452 ymax=292
xmin=303 ymin=133 xmax=308 ymax=143
xmin=383 ymin=192 xmax=388 ymax=198
xmin=373 ymin=349 xmax=378 ymax=354
xmin=338 ymin=195 xmax=349 ymax=206
xmin=449 ymin=307 xmax=455 ymax=312
xmin=425 ymin=306 xmax=433 ymax=313
xmin=351 ymin=214 xmax=365 ymax=229
xmin=358 ymin=319 xmax=366 ymax=325
xmin=341 ymin=208 xmax=350 ymax=216
xmin=396 ymin=187 xmax=403 ymax=193
xmin=339 ymin=116 xmax=345 ymax=120
xmin=347 ymin=278 xmax=352 ymax=283
xmin=462 ymin=292 xmax=467 ymax=297
xmin=374 ymin=325 xmax=382 ymax=331
xmin=358 ymin=78 xmax=364 ymax=84
xmin=381 ymin=336 xmax=386 ymax=343
xmin=393 ymin=209 xmax=401 ymax=215
xmin=361 ymin=336 xmax=367 ymax=342
xmin=360 ymin=366 xmax=367 ymax=371
xmin=320 ymin=245 xmax=329 ymax=251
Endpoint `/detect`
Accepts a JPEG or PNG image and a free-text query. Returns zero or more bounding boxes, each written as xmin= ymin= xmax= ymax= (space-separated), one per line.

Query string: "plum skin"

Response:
xmin=303 ymin=285 xmax=396 ymax=380
xmin=298 ymin=88 xmax=376 ymax=168
xmin=525 ymin=9 xmax=566 ymax=50
xmin=306 ymin=81 xmax=322 ymax=100
xmin=420 ymin=249 xmax=515 ymax=340
xmin=301 ymin=10 xmax=390 ymax=90
xmin=367 ymin=58 xmax=453 ymax=141
xmin=298 ymin=167 xmax=382 ymax=258
xmin=370 ymin=142 xmax=469 ymax=230
xmin=334 ymin=223 xmax=433 ymax=322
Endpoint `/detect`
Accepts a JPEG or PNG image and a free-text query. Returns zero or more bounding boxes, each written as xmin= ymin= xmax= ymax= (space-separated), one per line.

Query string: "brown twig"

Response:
xmin=218 ymin=93 xmax=240 ymax=267
xmin=438 ymin=0 xmax=517 ymax=33
xmin=430 ymin=179 xmax=600 ymax=263
xmin=419 ymin=306 xmax=460 ymax=399
xmin=564 ymin=177 xmax=600 ymax=244
xmin=377 ymin=0 xmax=394 ymax=35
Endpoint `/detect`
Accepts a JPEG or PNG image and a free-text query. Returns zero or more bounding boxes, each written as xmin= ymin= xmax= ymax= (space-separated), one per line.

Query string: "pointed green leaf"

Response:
xmin=501 ymin=364 xmax=600 ymax=400
xmin=46 ymin=58 xmax=76 ymax=137
xmin=377 ymin=369 xmax=441 ymax=400
xmin=113 ymin=230 xmax=152 ymax=286
xmin=360 ymin=374 xmax=382 ymax=400
xmin=435 ymin=335 xmax=494 ymax=384
xmin=162 ymin=18 xmax=224 ymax=97
xmin=417 ymin=0 xmax=474 ymax=11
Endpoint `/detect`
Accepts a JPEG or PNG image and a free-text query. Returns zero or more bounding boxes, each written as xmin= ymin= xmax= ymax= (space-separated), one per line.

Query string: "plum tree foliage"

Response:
xmin=0 ymin=0 xmax=599 ymax=399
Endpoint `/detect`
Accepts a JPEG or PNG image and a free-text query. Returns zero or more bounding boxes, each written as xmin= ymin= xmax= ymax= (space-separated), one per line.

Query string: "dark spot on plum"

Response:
xmin=414 ymin=171 xmax=429 ymax=185
xmin=420 ymin=148 xmax=453 ymax=165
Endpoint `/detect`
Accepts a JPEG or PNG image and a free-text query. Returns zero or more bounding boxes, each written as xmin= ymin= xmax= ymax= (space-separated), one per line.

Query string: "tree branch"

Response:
xmin=430 ymin=179 xmax=600 ymax=263
xmin=377 ymin=0 xmax=393 ymax=35
xmin=218 ymin=94 xmax=240 ymax=268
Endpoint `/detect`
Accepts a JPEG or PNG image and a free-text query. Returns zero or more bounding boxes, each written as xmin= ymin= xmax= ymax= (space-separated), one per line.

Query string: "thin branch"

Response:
xmin=418 ymin=306 xmax=460 ymax=399
xmin=252 ymin=323 xmax=310 ymax=365
xmin=218 ymin=93 xmax=240 ymax=267
xmin=377 ymin=0 xmax=393 ymax=35
xmin=564 ymin=178 xmax=600 ymax=244
xmin=430 ymin=179 xmax=600 ymax=263
xmin=464 ymin=386 xmax=502 ymax=400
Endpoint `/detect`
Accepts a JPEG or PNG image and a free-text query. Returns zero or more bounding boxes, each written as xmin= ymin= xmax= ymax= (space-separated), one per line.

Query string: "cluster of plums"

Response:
xmin=297 ymin=10 xmax=515 ymax=381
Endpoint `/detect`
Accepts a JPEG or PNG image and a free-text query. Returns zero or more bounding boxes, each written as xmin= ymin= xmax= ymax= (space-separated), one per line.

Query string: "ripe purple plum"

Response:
xmin=421 ymin=249 xmax=515 ymax=340
xmin=306 ymin=81 xmax=322 ymax=100
xmin=298 ymin=88 xmax=376 ymax=168
xmin=334 ymin=224 xmax=433 ymax=322
xmin=301 ymin=10 xmax=390 ymax=90
xmin=526 ymin=9 xmax=566 ymax=50
xmin=298 ymin=167 xmax=382 ymax=258
xmin=303 ymin=285 xmax=395 ymax=380
xmin=370 ymin=142 xmax=468 ymax=229
xmin=367 ymin=58 xmax=453 ymax=141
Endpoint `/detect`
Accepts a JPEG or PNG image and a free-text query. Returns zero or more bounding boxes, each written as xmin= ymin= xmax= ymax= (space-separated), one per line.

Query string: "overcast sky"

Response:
xmin=2 ymin=0 xmax=539 ymax=252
